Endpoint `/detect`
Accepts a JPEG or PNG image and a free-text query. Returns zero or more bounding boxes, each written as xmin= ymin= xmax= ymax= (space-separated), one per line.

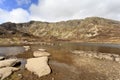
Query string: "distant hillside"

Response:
xmin=0 ymin=17 xmax=120 ymax=43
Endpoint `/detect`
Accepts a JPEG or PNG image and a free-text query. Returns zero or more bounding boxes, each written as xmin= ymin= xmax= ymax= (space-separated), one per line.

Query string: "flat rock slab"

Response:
xmin=0 ymin=57 xmax=4 ymax=60
xmin=38 ymin=49 xmax=46 ymax=52
xmin=0 ymin=67 xmax=19 ymax=80
xmin=25 ymin=57 xmax=51 ymax=77
xmin=33 ymin=51 xmax=50 ymax=57
xmin=0 ymin=59 xmax=19 ymax=68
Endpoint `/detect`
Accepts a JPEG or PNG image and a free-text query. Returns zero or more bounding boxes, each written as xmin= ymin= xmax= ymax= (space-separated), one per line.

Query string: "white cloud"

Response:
xmin=30 ymin=0 xmax=120 ymax=22
xmin=16 ymin=0 xmax=31 ymax=6
xmin=1 ymin=0 xmax=120 ymax=24
xmin=0 ymin=8 xmax=30 ymax=23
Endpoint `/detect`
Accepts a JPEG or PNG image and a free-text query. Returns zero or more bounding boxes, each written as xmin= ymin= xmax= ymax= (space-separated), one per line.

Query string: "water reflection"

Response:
xmin=0 ymin=42 xmax=119 ymax=57
xmin=50 ymin=42 xmax=120 ymax=54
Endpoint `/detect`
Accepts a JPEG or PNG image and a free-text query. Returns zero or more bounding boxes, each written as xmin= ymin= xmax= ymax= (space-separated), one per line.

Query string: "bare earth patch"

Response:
xmin=73 ymin=55 xmax=120 ymax=80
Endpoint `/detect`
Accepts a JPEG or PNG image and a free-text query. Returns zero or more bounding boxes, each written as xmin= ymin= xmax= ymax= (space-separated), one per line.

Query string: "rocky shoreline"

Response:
xmin=0 ymin=48 xmax=51 ymax=80
xmin=72 ymin=50 xmax=120 ymax=62
xmin=0 ymin=58 xmax=20 ymax=80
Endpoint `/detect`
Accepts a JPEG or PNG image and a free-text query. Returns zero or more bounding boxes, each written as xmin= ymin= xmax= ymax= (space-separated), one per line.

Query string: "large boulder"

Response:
xmin=33 ymin=51 xmax=50 ymax=57
xmin=25 ymin=57 xmax=51 ymax=77
xmin=0 ymin=59 xmax=19 ymax=68
xmin=0 ymin=67 xmax=19 ymax=80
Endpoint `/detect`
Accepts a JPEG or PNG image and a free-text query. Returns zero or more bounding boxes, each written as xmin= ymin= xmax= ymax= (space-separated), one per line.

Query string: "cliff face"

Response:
xmin=0 ymin=17 xmax=120 ymax=42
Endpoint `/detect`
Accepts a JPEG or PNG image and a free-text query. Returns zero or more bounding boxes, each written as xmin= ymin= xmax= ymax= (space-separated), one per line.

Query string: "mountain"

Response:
xmin=0 ymin=17 xmax=120 ymax=43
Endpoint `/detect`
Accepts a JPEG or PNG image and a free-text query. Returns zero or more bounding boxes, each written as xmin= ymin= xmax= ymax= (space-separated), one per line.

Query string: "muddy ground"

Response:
xmin=3 ymin=43 xmax=120 ymax=80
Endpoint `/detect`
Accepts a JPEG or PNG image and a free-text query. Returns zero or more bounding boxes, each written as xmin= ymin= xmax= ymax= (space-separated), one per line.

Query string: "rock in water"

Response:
xmin=0 ymin=57 xmax=4 ymax=60
xmin=0 ymin=67 xmax=19 ymax=80
xmin=38 ymin=49 xmax=46 ymax=52
xmin=33 ymin=51 xmax=50 ymax=57
xmin=23 ymin=46 xmax=30 ymax=51
xmin=25 ymin=57 xmax=51 ymax=77
xmin=0 ymin=59 xmax=19 ymax=68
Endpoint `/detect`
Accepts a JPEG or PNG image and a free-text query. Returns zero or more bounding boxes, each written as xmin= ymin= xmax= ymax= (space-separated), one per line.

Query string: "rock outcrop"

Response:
xmin=0 ymin=58 xmax=21 ymax=80
xmin=0 ymin=67 xmax=19 ymax=80
xmin=72 ymin=50 xmax=120 ymax=62
xmin=0 ymin=17 xmax=120 ymax=42
xmin=25 ymin=57 xmax=51 ymax=77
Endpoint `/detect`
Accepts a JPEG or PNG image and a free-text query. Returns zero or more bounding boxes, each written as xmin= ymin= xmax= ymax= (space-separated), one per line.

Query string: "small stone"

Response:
xmin=23 ymin=46 xmax=30 ymax=51
xmin=38 ymin=49 xmax=46 ymax=52
xmin=18 ymin=74 xmax=23 ymax=79
xmin=52 ymin=77 xmax=55 ymax=80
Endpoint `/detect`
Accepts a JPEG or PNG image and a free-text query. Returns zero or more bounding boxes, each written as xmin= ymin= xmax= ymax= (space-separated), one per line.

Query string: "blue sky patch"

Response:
xmin=0 ymin=0 xmax=38 ymax=11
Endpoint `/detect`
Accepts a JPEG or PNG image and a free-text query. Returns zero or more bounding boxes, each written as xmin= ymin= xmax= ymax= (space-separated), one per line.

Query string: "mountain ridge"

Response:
xmin=0 ymin=17 xmax=120 ymax=43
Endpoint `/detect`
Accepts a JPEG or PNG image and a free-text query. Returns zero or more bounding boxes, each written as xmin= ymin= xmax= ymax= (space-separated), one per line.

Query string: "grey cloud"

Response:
xmin=30 ymin=0 xmax=120 ymax=22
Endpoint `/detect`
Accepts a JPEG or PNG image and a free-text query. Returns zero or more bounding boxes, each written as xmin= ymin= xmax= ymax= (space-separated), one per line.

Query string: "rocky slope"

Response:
xmin=0 ymin=17 xmax=120 ymax=43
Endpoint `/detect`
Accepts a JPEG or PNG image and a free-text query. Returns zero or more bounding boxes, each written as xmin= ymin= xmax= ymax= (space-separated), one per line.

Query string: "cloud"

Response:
xmin=0 ymin=8 xmax=30 ymax=23
xmin=1 ymin=0 xmax=120 ymax=23
xmin=16 ymin=0 xmax=31 ymax=6
xmin=30 ymin=0 xmax=120 ymax=22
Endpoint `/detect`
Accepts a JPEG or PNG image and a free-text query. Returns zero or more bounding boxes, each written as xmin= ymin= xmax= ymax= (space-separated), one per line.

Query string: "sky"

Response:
xmin=0 ymin=0 xmax=120 ymax=23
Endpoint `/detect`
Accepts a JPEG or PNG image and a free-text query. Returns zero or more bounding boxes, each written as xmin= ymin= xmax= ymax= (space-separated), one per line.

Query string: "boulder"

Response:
xmin=33 ymin=51 xmax=50 ymax=57
xmin=0 ymin=59 xmax=19 ymax=68
xmin=25 ymin=57 xmax=51 ymax=77
xmin=0 ymin=57 xmax=4 ymax=60
xmin=0 ymin=67 xmax=19 ymax=80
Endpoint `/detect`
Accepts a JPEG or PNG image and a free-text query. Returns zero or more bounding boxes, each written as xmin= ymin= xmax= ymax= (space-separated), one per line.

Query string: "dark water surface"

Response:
xmin=52 ymin=42 xmax=120 ymax=54
xmin=0 ymin=42 xmax=120 ymax=57
xmin=0 ymin=46 xmax=25 ymax=56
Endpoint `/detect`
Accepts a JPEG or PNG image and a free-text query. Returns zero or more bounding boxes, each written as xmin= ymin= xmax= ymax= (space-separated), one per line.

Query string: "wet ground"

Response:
xmin=1 ymin=42 xmax=120 ymax=80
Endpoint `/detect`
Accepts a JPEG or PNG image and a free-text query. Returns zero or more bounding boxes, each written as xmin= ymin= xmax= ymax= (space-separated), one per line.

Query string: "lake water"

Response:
xmin=0 ymin=46 xmax=25 ymax=56
xmin=53 ymin=42 xmax=120 ymax=54
xmin=0 ymin=42 xmax=120 ymax=57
